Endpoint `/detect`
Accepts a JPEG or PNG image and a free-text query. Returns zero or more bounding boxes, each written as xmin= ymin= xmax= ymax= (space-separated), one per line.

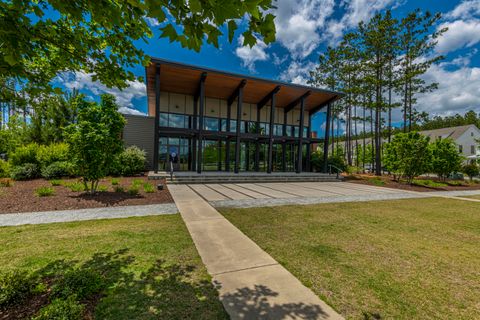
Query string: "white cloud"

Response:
xmin=272 ymin=53 xmax=288 ymax=66
xmin=416 ymin=62 xmax=480 ymax=116
xmin=435 ymin=19 xmax=480 ymax=54
xmin=144 ymin=17 xmax=160 ymax=26
xmin=325 ymin=0 xmax=398 ymax=44
xmin=279 ymin=60 xmax=317 ymax=85
xmin=235 ymin=35 xmax=269 ymax=72
xmin=59 ymin=71 xmax=147 ymax=112
xmin=445 ymin=0 xmax=480 ymax=19
xmin=118 ymin=106 xmax=147 ymax=116
xmin=273 ymin=0 xmax=335 ymax=58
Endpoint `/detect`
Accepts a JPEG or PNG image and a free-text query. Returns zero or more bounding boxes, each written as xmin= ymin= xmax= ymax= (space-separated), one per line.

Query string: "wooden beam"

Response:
xmin=257 ymin=86 xmax=280 ymax=110
xmin=309 ymin=95 xmax=339 ymax=115
xmin=227 ymin=79 xmax=247 ymax=106
xmin=285 ymin=91 xmax=311 ymax=114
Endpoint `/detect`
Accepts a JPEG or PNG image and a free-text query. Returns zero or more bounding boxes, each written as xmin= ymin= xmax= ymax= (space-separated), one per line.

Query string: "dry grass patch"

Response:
xmin=220 ymin=198 xmax=480 ymax=319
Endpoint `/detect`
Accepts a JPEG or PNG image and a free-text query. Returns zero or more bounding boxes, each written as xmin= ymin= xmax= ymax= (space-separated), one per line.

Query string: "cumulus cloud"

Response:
xmin=144 ymin=17 xmax=160 ymax=26
xmin=235 ymin=35 xmax=269 ymax=72
xmin=279 ymin=60 xmax=317 ymax=84
xmin=273 ymin=0 xmax=335 ymax=58
xmin=445 ymin=0 xmax=480 ymax=19
xmin=325 ymin=0 xmax=399 ymax=44
xmin=435 ymin=19 xmax=480 ymax=54
xmin=59 ymin=71 xmax=147 ymax=115
xmin=416 ymin=62 xmax=480 ymax=116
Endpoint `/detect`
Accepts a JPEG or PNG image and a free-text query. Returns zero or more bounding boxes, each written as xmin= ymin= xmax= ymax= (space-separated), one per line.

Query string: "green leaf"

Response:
xmin=227 ymin=20 xmax=237 ymax=43
xmin=242 ymin=31 xmax=256 ymax=47
xmin=189 ymin=0 xmax=202 ymax=13
xmin=160 ymin=24 xmax=178 ymax=42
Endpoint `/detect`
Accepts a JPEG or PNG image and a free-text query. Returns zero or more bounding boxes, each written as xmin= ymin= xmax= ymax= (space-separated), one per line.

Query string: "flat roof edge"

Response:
xmin=149 ymin=56 xmax=345 ymax=98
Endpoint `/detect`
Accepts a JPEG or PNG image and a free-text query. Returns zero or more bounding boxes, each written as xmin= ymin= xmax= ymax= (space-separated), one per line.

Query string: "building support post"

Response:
xmin=306 ymin=115 xmax=312 ymax=172
xmin=225 ymin=102 xmax=231 ymax=171
xmin=323 ymin=103 xmax=332 ymax=173
xmin=192 ymin=96 xmax=198 ymax=171
xmin=153 ymin=64 xmax=161 ymax=173
xmin=234 ymin=86 xmax=243 ymax=173
xmin=196 ymin=73 xmax=207 ymax=174
xmin=255 ymin=107 xmax=260 ymax=171
xmin=297 ymin=97 xmax=305 ymax=173
xmin=282 ymin=110 xmax=287 ymax=172
xmin=267 ymin=95 xmax=276 ymax=173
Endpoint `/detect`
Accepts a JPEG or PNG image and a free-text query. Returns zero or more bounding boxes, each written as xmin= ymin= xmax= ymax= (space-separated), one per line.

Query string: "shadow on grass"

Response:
xmin=1 ymin=249 xmax=228 ymax=319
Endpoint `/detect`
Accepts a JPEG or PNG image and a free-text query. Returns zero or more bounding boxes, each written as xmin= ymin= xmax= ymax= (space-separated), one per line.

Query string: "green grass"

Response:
xmin=65 ymin=181 xmax=85 ymax=192
xmin=463 ymin=195 xmax=480 ymax=200
xmin=143 ymin=183 xmax=155 ymax=193
xmin=220 ymin=198 xmax=480 ymax=319
xmin=35 ymin=186 xmax=55 ymax=197
xmin=411 ymin=179 xmax=448 ymax=188
xmin=0 ymin=215 xmax=227 ymax=319
xmin=366 ymin=177 xmax=385 ymax=186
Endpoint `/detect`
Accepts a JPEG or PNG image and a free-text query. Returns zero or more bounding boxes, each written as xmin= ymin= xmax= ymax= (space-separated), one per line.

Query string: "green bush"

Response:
xmin=52 ymin=269 xmax=103 ymax=300
xmin=111 ymin=146 xmax=146 ymax=176
xmin=97 ymin=185 xmax=109 ymax=192
xmin=0 ymin=271 xmax=35 ymax=307
xmin=114 ymin=185 xmax=124 ymax=193
xmin=36 ymin=143 xmax=70 ymax=168
xmin=412 ymin=179 xmax=447 ymax=188
xmin=462 ymin=163 xmax=479 ymax=182
xmin=50 ymin=179 xmax=63 ymax=186
xmin=32 ymin=296 xmax=84 ymax=320
xmin=35 ymin=186 xmax=55 ymax=197
xmin=143 ymin=183 xmax=155 ymax=193
xmin=65 ymin=182 xmax=84 ymax=192
xmin=430 ymin=138 xmax=463 ymax=181
xmin=10 ymin=163 xmax=39 ymax=180
xmin=128 ymin=184 xmax=140 ymax=195
xmin=0 ymin=159 xmax=10 ymax=178
xmin=110 ymin=178 xmax=119 ymax=185
xmin=9 ymin=143 xmax=40 ymax=166
xmin=41 ymin=161 xmax=74 ymax=179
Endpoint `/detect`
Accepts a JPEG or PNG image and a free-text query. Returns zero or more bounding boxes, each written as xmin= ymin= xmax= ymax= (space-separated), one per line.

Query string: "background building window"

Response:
xmin=459 ymin=145 xmax=463 ymax=153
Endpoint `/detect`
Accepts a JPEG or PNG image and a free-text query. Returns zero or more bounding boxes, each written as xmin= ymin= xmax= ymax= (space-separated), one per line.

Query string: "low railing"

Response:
xmin=169 ymin=161 xmax=174 ymax=181
xmin=328 ymin=164 xmax=342 ymax=179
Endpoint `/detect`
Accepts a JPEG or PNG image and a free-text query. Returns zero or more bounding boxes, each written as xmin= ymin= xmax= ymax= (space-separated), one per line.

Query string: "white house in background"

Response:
xmin=419 ymin=124 xmax=480 ymax=163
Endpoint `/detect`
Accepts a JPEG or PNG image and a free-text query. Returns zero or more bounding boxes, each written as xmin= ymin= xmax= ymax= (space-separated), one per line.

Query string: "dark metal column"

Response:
xmin=267 ymin=96 xmax=276 ymax=173
xmin=225 ymin=101 xmax=231 ymax=171
xmin=282 ymin=110 xmax=287 ymax=172
xmin=196 ymin=73 xmax=207 ymax=174
xmin=153 ymin=64 xmax=161 ymax=173
xmin=306 ymin=114 xmax=312 ymax=172
xmin=255 ymin=106 xmax=260 ymax=171
xmin=323 ymin=103 xmax=332 ymax=173
xmin=234 ymin=86 xmax=243 ymax=173
xmin=192 ymin=96 xmax=198 ymax=171
xmin=296 ymin=97 xmax=305 ymax=173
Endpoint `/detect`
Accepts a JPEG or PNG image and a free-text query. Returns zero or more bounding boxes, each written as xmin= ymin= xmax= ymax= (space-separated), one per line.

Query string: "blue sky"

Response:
xmin=58 ymin=0 xmax=480 ymax=134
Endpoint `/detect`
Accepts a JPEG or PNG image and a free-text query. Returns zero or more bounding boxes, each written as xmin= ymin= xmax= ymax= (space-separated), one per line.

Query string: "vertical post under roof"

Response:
xmin=255 ymin=106 xmax=260 ymax=172
xmin=225 ymin=102 xmax=231 ymax=172
xmin=306 ymin=115 xmax=312 ymax=172
xmin=297 ymin=96 xmax=306 ymax=173
xmin=234 ymin=86 xmax=243 ymax=173
xmin=267 ymin=95 xmax=276 ymax=173
xmin=323 ymin=103 xmax=332 ymax=173
xmin=196 ymin=73 xmax=207 ymax=174
xmin=282 ymin=110 xmax=287 ymax=172
xmin=192 ymin=96 xmax=198 ymax=171
xmin=153 ymin=64 xmax=160 ymax=173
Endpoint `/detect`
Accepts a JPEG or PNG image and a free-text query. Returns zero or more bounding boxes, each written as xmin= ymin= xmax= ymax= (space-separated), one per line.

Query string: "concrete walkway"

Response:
xmin=0 ymin=203 xmax=178 ymax=226
xmin=168 ymin=184 xmax=343 ymax=320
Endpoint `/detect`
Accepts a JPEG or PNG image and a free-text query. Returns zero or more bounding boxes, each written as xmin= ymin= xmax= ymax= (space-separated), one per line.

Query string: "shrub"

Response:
xmin=50 ymin=179 xmax=63 ymax=186
xmin=143 ymin=183 xmax=155 ymax=193
xmin=41 ymin=161 xmax=74 ymax=179
xmin=35 ymin=186 xmax=55 ymax=197
xmin=111 ymin=178 xmax=119 ymax=185
xmin=430 ymin=138 xmax=463 ymax=181
xmin=0 ymin=178 xmax=13 ymax=187
xmin=111 ymin=146 xmax=146 ymax=176
xmin=52 ymin=269 xmax=103 ymax=300
xmin=65 ymin=182 xmax=84 ymax=192
xmin=412 ymin=179 xmax=448 ymax=188
xmin=0 ymin=159 xmax=10 ymax=178
xmin=97 ymin=185 xmax=109 ymax=192
xmin=0 ymin=271 xmax=35 ymax=307
xmin=10 ymin=163 xmax=39 ymax=180
xmin=128 ymin=185 xmax=140 ymax=195
xmin=462 ymin=163 xmax=479 ymax=182
xmin=32 ymin=296 xmax=84 ymax=320
xmin=114 ymin=185 xmax=124 ymax=193
xmin=9 ymin=143 xmax=40 ymax=166
xmin=36 ymin=143 xmax=70 ymax=168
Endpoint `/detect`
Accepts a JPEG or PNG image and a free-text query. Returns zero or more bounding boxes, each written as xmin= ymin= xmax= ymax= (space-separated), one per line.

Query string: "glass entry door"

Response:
xmin=159 ymin=137 xmax=189 ymax=171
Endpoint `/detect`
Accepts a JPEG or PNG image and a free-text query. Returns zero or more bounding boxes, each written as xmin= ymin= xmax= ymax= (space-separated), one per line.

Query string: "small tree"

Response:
xmin=430 ymin=138 xmax=463 ymax=181
xmin=65 ymin=95 xmax=125 ymax=194
xmin=383 ymin=132 xmax=432 ymax=184
xmin=462 ymin=163 xmax=479 ymax=182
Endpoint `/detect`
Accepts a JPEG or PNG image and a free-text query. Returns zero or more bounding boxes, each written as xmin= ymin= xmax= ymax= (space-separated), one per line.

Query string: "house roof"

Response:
xmin=146 ymin=57 xmax=343 ymax=116
xmin=419 ymin=124 xmax=479 ymax=141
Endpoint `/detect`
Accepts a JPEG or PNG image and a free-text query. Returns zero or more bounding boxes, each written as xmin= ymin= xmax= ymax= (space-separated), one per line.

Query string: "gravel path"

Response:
xmin=0 ymin=203 xmax=178 ymax=226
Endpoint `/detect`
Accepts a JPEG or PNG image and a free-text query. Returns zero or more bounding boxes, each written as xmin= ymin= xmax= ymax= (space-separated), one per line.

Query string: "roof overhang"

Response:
xmin=146 ymin=57 xmax=343 ymax=116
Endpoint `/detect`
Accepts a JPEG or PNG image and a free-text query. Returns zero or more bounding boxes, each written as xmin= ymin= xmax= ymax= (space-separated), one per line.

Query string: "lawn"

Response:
xmin=0 ymin=215 xmax=227 ymax=319
xmin=220 ymin=198 xmax=480 ymax=319
xmin=463 ymin=194 xmax=480 ymax=200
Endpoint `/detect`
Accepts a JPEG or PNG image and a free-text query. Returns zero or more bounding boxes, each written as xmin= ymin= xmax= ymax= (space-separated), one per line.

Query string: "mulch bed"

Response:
xmin=345 ymin=174 xmax=480 ymax=192
xmin=0 ymin=176 xmax=173 ymax=214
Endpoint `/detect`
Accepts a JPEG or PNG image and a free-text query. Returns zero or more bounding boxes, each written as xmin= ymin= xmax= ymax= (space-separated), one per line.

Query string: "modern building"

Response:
xmin=122 ymin=58 xmax=342 ymax=174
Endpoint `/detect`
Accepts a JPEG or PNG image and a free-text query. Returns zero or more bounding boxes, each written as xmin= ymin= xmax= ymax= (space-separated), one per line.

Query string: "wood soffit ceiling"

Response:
xmin=146 ymin=58 xmax=343 ymax=112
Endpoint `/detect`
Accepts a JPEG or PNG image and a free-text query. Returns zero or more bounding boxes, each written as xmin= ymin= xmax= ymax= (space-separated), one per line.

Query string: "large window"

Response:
xmin=159 ymin=112 xmax=190 ymax=129
xmin=204 ymin=117 xmax=219 ymax=131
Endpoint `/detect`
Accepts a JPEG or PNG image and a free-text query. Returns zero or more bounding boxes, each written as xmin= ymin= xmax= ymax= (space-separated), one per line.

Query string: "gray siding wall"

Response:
xmin=123 ymin=114 xmax=155 ymax=170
